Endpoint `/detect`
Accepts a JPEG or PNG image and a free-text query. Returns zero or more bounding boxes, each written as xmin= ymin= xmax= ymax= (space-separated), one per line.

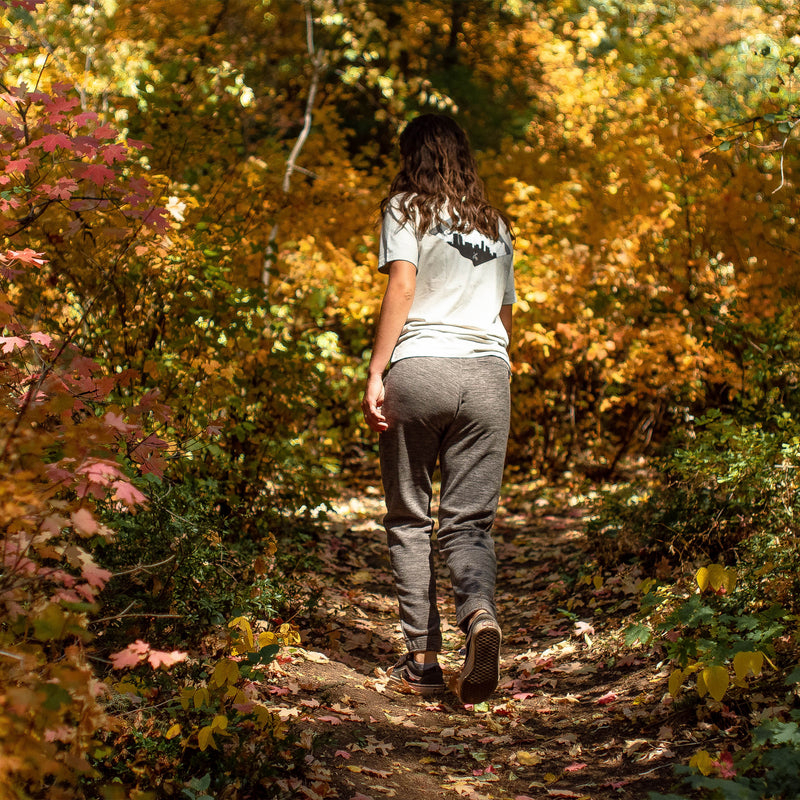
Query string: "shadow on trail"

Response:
xmin=263 ymin=488 xmax=694 ymax=800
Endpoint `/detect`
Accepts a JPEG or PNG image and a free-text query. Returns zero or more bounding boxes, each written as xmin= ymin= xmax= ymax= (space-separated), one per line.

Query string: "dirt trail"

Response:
xmin=266 ymin=486 xmax=692 ymax=799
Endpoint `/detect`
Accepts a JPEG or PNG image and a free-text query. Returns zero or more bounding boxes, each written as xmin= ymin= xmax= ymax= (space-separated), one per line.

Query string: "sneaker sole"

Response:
xmin=387 ymin=674 xmax=445 ymax=696
xmin=458 ymin=620 xmax=501 ymax=705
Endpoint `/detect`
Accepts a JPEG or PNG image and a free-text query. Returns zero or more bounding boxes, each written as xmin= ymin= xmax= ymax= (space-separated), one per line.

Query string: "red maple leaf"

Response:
xmin=102 ymin=143 xmax=127 ymax=164
xmin=81 ymin=163 xmax=116 ymax=187
xmin=34 ymin=132 xmax=73 ymax=152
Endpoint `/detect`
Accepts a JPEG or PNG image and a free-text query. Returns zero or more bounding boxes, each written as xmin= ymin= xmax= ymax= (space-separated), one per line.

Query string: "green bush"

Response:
xmin=650 ymin=695 xmax=800 ymax=799
xmin=94 ymin=472 xmax=322 ymax=648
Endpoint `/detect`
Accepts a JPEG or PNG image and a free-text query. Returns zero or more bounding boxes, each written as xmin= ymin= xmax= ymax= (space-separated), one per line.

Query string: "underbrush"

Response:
xmin=588 ymin=327 xmax=800 ymax=799
xmin=94 ymin=474 xmax=322 ymax=647
xmin=89 ymin=616 xmax=305 ymax=800
xmin=83 ymin=472 xmax=325 ymax=799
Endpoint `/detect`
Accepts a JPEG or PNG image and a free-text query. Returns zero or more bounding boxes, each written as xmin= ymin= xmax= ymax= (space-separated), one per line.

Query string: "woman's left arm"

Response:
xmin=500 ymin=304 xmax=513 ymax=339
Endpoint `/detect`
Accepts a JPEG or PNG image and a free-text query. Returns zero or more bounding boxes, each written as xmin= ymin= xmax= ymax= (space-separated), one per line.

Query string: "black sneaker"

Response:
xmin=457 ymin=612 xmax=501 ymax=705
xmin=387 ymin=653 xmax=446 ymax=695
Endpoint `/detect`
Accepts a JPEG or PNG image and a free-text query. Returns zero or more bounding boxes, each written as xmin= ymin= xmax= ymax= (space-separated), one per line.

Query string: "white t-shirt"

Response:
xmin=378 ymin=196 xmax=516 ymax=366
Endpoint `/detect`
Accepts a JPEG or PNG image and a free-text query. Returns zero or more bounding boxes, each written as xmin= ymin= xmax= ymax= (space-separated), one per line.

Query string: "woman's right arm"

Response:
xmin=362 ymin=259 xmax=417 ymax=432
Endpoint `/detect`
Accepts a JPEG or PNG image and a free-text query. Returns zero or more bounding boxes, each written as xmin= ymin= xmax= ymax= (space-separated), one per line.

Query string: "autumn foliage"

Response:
xmin=3 ymin=0 xmax=800 ymax=797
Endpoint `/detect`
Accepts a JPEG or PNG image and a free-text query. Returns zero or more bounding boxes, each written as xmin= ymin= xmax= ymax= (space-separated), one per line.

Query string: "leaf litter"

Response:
xmin=261 ymin=484 xmax=707 ymax=799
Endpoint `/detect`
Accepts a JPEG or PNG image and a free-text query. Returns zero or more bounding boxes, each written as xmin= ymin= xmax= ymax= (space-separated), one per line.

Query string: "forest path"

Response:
xmin=266 ymin=484 xmax=692 ymax=800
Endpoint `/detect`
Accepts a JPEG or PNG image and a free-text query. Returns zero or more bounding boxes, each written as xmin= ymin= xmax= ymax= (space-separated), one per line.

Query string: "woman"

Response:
xmin=362 ymin=114 xmax=515 ymax=705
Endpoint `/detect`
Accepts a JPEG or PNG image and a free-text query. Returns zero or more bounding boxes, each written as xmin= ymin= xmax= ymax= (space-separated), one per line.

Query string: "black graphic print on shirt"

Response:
xmin=431 ymin=222 xmax=512 ymax=266
xmin=449 ymin=232 xmax=511 ymax=265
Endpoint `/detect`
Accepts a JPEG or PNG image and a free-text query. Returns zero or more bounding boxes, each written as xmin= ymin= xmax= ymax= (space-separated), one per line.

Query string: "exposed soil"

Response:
xmin=263 ymin=484 xmax=702 ymax=799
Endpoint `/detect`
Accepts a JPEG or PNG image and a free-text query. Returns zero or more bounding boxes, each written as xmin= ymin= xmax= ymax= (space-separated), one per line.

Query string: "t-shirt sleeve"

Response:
xmin=501 ymin=228 xmax=516 ymax=305
xmin=378 ymin=204 xmax=419 ymax=273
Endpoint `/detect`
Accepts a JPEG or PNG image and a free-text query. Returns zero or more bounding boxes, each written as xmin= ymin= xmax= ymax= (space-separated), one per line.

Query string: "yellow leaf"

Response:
xmin=708 ymin=564 xmax=727 ymax=591
xmin=193 ymin=687 xmax=210 ymax=709
xmin=592 ymin=575 xmax=603 ymax=590
xmin=258 ymin=631 xmax=277 ymax=647
xmin=668 ymin=668 xmax=684 ymax=697
xmin=211 ymin=658 xmax=240 ymax=687
xmin=690 ymin=749 xmax=715 ymax=776
xmin=724 ymin=568 xmax=737 ymax=594
xmin=211 ymin=714 xmax=228 ymax=731
xmin=228 ymin=616 xmax=255 ymax=649
xmin=640 ymin=577 xmax=656 ymax=594
xmin=696 ymin=670 xmax=708 ymax=698
xmin=516 ymin=750 xmax=543 ymax=765
xmin=198 ymin=725 xmax=216 ymax=751
xmin=702 ymin=666 xmax=729 ymax=702
xmin=696 ymin=566 xmax=710 ymax=592
xmin=350 ymin=569 xmax=372 ymax=585
xmin=165 ymin=723 xmax=181 ymax=740
xmin=225 ymin=686 xmax=246 ymax=704
xmin=733 ymin=651 xmax=764 ymax=682
xmin=254 ymin=705 xmax=276 ymax=729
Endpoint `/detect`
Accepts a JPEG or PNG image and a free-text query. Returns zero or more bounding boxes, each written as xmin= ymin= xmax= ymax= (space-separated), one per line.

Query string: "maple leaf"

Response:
xmin=33 ymin=132 xmax=73 ymax=152
xmin=81 ymin=559 xmax=112 ymax=588
xmin=112 ymin=480 xmax=147 ymax=506
xmin=79 ymin=163 xmax=115 ymax=187
xmin=43 ymin=178 xmax=79 ymax=200
xmin=0 ymin=336 xmax=27 ymax=353
xmin=77 ymin=458 xmax=125 ymax=486
xmin=141 ymin=207 xmax=169 ymax=232
xmin=43 ymin=94 xmax=80 ymax=123
xmin=30 ymin=331 xmax=53 ymax=347
xmin=110 ymin=641 xmax=149 ymax=669
xmin=147 ymin=649 xmax=188 ymax=669
xmin=101 ymin=143 xmax=127 ymax=164
xmin=70 ymin=508 xmax=99 ymax=536
xmin=72 ymin=111 xmax=99 ymax=127
xmin=93 ymin=124 xmax=117 ymax=140
xmin=714 ymin=751 xmax=737 ymax=778
xmin=4 ymin=157 xmax=32 ymax=172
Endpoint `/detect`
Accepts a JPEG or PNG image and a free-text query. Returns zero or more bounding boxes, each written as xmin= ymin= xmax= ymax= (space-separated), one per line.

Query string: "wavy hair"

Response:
xmin=380 ymin=114 xmax=512 ymax=241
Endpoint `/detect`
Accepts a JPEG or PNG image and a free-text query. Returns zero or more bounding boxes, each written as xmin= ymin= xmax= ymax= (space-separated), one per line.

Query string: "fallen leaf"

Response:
xmin=516 ymin=750 xmax=543 ymax=765
xmin=596 ymin=691 xmax=617 ymax=705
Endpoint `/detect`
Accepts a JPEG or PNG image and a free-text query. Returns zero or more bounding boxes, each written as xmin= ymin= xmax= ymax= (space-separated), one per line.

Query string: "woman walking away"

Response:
xmin=361 ymin=114 xmax=515 ymax=705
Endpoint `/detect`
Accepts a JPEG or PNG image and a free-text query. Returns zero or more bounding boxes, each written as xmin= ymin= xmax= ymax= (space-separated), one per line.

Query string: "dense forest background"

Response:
xmin=3 ymin=1 xmax=800 ymax=798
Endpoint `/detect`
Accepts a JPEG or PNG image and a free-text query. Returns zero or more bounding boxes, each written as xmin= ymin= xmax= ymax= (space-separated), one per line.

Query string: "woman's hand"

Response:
xmin=362 ymin=372 xmax=388 ymax=432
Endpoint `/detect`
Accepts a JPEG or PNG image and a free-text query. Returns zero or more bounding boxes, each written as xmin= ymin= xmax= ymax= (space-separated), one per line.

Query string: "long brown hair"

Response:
xmin=380 ymin=114 xmax=512 ymax=241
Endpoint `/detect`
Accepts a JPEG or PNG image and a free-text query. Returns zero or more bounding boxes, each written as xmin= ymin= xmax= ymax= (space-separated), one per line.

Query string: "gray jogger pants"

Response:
xmin=379 ymin=356 xmax=511 ymax=653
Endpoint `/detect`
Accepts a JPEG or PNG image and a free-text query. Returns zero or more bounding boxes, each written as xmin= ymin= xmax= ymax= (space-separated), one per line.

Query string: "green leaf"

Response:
xmin=187 ymin=773 xmax=212 ymax=791
xmin=246 ymin=643 xmax=280 ymax=666
xmin=624 ymin=623 xmax=652 ymax=647
xmin=42 ymin=684 xmax=73 ymax=711
xmin=718 ymin=140 xmax=733 ymax=151
xmin=784 ymin=665 xmax=800 ymax=684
